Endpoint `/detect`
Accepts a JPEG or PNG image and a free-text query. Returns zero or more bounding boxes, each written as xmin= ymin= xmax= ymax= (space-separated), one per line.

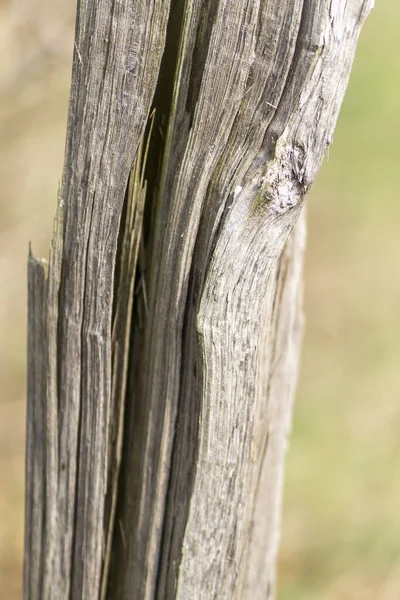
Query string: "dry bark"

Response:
xmin=25 ymin=0 xmax=373 ymax=599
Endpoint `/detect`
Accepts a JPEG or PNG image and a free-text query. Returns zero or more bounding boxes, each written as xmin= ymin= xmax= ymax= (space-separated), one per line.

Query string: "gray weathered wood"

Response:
xmin=25 ymin=0 xmax=373 ymax=598
xmin=25 ymin=253 xmax=46 ymax=600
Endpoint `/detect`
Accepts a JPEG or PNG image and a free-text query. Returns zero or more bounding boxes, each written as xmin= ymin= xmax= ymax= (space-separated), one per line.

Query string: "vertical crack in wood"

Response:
xmin=101 ymin=118 xmax=154 ymax=600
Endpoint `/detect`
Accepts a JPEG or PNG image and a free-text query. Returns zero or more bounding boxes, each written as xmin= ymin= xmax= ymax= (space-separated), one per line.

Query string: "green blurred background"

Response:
xmin=0 ymin=1 xmax=398 ymax=598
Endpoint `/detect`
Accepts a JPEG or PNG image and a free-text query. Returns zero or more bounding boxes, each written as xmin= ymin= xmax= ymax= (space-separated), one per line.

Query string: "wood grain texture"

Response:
xmin=25 ymin=254 xmax=46 ymax=600
xmin=25 ymin=0 xmax=373 ymax=598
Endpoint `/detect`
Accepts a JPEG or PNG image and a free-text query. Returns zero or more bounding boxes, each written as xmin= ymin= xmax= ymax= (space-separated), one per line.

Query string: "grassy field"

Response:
xmin=0 ymin=1 xmax=398 ymax=598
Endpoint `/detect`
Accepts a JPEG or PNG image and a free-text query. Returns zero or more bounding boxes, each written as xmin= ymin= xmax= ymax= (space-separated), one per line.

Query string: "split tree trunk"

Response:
xmin=25 ymin=1 xmax=373 ymax=599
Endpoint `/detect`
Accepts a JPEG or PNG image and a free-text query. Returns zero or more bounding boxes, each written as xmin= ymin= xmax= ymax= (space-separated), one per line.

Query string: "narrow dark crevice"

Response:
xmin=106 ymin=2 xmax=191 ymax=596
xmin=142 ymin=0 xmax=188 ymax=250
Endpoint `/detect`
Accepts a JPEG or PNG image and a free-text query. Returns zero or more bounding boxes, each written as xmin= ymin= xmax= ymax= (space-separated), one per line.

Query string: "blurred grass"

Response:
xmin=0 ymin=1 xmax=398 ymax=598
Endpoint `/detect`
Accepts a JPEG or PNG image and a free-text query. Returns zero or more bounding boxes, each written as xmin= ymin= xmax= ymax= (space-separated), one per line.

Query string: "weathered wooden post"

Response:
xmin=25 ymin=1 xmax=373 ymax=598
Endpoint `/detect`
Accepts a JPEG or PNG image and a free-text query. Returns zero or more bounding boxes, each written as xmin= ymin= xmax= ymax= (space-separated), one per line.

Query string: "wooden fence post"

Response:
xmin=25 ymin=1 xmax=373 ymax=598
